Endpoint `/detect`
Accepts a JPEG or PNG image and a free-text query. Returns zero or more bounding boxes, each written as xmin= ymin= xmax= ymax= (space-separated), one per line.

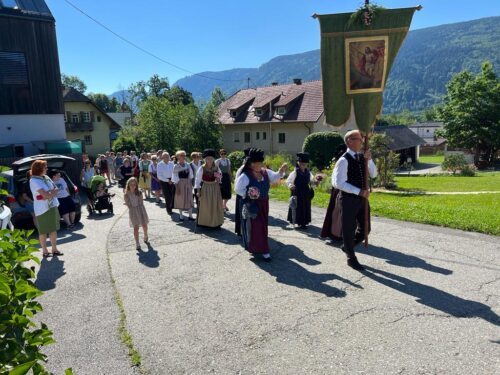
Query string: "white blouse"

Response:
xmin=194 ymin=166 xmax=222 ymax=189
xmin=172 ymin=163 xmax=194 ymax=184
xmin=234 ymin=169 xmax=283 ymax=197
xmin=286 ymin=169 xmax=315 ymax=189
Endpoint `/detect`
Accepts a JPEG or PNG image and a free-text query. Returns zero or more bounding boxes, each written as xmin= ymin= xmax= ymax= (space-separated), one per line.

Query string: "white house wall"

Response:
xmin=0 ymin=114 xmax=66 ymax=155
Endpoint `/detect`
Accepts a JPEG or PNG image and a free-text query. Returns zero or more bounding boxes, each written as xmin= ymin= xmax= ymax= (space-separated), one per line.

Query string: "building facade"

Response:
xmin=63 ymin=88 xmax=121 ymax=157
xmin=0 ymin=0 xmax=66 ymax=157
xmin=219 ymin=80 xmax=337 ymax=156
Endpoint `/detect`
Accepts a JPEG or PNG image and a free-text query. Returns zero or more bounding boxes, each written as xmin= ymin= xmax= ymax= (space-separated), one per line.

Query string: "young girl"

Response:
xmin=124 ymin=177 xmax=149 ymax=250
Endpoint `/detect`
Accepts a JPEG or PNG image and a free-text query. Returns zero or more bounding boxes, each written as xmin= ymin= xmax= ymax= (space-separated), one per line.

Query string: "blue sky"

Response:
xmin=46 ymin=0 xmax=499 ymax=94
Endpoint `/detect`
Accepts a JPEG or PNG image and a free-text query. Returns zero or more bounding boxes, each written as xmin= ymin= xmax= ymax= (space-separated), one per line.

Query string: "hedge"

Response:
xmin=302 ymin=132 xmax=344 ymax=169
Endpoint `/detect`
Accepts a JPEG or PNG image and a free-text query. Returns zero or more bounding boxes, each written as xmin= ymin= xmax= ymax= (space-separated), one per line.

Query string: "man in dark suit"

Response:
xmin=333 ymin=130 xmax=377 ymax=271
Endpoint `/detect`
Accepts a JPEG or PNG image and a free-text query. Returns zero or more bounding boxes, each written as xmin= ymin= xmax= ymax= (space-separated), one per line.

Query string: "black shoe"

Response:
xmin=347 ymin=258 xmax=365 ymax=271
xmin=340 ymin=244 xmax=347 ymax=254
xmin=262 ymin=254 xmax=272 ymax=262
xmin=188 ymin=217 xmax=195 ymax=221
xmin=167 ymin=210 xmax=173 ymax=215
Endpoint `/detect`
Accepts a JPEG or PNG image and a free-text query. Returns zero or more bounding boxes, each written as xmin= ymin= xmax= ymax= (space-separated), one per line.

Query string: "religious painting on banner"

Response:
xmin=346 ymin=36 xmax=388 ymax=94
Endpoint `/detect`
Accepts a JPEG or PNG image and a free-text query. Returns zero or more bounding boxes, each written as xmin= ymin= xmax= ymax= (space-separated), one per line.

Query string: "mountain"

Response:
xmin=173 ymin=17 xmax=500 ymax=113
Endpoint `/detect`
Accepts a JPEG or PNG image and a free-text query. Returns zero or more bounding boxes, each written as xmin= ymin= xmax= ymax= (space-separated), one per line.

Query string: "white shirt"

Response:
xmin=172 ymin=162 xmax=194 ymax=184
xmin=286 ymin=169 xmax=315 ymax=188
xmin=333 ymin=148 xmax=377 ymax=195
xmin=53 ymin=178 xmax=70 ymax=199
xmin=234 ymin=169 xmax=283 ymax=197
xmin=30 ymin=176 xmax=59 ymax=216
xmin=157 ymin=160 xmax=174 ymax=181
xmin=194 ymin=165 xmax=222 ymax=189
xmin=189 ymin=161 xmax=202 ymax=178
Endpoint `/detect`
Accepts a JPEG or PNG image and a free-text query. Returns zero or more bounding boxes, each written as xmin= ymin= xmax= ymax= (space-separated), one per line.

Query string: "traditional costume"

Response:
xmin=195 ymin=149 xmax=224 ymax=228
xmin=287 ymin=153 xmax=314 ymax=229
xmin=234 ymin=149 xmax=283 ymax=260
xmin=333 ymin=148 xmax=377 ymax=270
xmin=216 ymin=157 xmax=232 ymax=200
xmin=234 ymin=148 xmax=251 ymax=236
xmin=189 ymin=159 xmax=202 ymax=208
xmin=138 ymin=159 xmax=152 ymax=190
xmin=173 ymin=161 xmax=194 ymax=221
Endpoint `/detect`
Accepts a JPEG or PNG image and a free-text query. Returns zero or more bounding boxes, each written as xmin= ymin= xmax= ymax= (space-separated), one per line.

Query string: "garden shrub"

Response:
xmin=442 ymin=154 xmax=467 ymax=175
xmin=302 ymin=132 xmax=344 ymax=170
xmin=460 ymin=164 xmax=477 ymax=177
xmin=264 ymin=153 xmax=293 ymax=172
xmin=0 ymin=230 xmax=73 ymax=374
xmin=371 ymin=133 xmax=400 ymax=189
xmin=228 ymin=151 xmax=245 ymax=172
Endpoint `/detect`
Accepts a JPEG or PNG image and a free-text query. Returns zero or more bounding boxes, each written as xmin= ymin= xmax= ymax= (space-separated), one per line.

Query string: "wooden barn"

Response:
xmin=0 ymin=0 xmax=66 ymax=157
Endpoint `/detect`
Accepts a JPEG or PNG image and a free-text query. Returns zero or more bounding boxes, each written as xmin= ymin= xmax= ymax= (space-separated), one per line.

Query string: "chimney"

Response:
xmin=271 ymin=82 xmax=278 ymax=86
xmin=293 ymin=78 xmax=302 ymax=85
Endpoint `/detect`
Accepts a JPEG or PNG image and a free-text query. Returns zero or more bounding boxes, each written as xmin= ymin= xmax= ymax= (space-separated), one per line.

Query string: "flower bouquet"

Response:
xmin=214 ymin=171 xmax=222 ymax=182
xmin=247 ymin=186 xmax=260 ymax=200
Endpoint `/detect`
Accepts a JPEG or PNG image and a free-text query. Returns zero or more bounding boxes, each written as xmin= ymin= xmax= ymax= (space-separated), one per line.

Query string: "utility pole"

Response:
xmin=247 ymin=77 xmax=250 ymax=89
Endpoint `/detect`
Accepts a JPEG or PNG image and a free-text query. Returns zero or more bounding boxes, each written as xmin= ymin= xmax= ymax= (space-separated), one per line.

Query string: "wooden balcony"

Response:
xmin=65 ymin=122 xmax=94 ymax=132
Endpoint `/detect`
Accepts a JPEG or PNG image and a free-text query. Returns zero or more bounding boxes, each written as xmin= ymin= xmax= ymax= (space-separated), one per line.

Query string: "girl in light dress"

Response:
xmin=124 ymin=177 xmax=149 ymax=250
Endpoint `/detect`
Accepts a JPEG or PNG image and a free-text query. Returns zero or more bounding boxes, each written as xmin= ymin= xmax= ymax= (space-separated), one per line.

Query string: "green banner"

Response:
xmin=317 ymin=7 xmax=417 ymax=133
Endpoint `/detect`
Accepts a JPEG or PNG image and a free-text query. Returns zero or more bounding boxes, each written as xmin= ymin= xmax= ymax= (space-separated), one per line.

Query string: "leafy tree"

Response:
xmin=87 ymin=93 xmax=121 ymax=112
xmin=377 ymin=109 xmax=418 ymax=126
xmin=128 ymin=74 xmax=170 ymax=107
xmin=166 ymin=86 xmax=194 ymax=106
xmin=302 ymin=132 xmax=344 ymax=170
xmin=437 ymin=61 xmax=500 ymax=166
xmin=370 ymin=133 xmax=400 ymax=188
xmin=61 ymin=74 xmax=87 ymax=93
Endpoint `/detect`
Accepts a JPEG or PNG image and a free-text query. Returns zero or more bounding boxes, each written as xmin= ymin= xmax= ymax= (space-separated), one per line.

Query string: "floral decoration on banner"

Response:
xmin=348 ymin=3 xmax=385 ymax=27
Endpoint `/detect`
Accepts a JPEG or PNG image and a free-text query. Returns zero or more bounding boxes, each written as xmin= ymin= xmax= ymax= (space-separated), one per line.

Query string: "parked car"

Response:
xmin=0 ymin=154 xmax=82 ymax=229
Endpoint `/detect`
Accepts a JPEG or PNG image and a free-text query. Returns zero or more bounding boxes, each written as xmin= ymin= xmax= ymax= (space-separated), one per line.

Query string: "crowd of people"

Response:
xmin=30 ymin=129 xmax=376 ymax=270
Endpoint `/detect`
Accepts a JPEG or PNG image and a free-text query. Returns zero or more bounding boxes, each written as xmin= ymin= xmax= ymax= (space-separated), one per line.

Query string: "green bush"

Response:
xmin=112 ymin=134 xmax=138 ymax=153
xmin=442 ymin=154 xmax=467 ymax=175
xmin=228 ymin=151 xmax=245 ymax=172
xmin=264 ymin=153 xmax=293 ymax=172
xmin=460 ymin=164 xmax=477 ymax=176
xmin=303 ymin=132 xmax=344 ymax=170
xmin=0 ymin=230 xmax=72 ymax=374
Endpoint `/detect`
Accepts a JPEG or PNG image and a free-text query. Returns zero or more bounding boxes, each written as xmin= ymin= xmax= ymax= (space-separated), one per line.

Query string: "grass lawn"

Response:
xmin=418 ymin=154 xmax=445 ymax=164
xmin=393 ymin=172 xmax=500 ymax=192
xmin=269 ymin=184 xmax=500 ymax=236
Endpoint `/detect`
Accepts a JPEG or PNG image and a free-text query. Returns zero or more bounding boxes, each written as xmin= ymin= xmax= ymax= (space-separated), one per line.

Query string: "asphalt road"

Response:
xmin=35 ymin=184 xmax=500 ymax=374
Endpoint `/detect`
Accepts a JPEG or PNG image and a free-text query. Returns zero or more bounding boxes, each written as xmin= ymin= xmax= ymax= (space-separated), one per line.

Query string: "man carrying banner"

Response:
xmin=333 ymin=130 xmax=377 ymax=271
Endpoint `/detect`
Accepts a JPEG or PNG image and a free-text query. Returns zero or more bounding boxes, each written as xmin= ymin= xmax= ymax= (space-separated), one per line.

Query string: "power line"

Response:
xmin=62 ymin=0 xmax=251 ymax=83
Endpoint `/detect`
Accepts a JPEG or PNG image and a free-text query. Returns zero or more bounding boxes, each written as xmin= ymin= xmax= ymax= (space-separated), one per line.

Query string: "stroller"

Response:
xmin=87 ymin=175 xmax=114 ymax=215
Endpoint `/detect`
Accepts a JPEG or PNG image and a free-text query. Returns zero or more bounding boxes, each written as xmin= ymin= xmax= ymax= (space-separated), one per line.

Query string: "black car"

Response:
xmin=0 ymin=154 xmax=82 ymax=229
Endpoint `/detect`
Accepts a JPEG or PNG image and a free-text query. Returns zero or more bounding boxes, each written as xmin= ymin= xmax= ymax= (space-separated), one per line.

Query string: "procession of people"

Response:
xmin=29 ymin=131 xmax=376 ymax=271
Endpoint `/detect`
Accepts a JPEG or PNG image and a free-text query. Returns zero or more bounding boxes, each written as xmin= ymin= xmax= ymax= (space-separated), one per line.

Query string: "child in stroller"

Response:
xmin=87 ymin=175 xmax=115 ymax=215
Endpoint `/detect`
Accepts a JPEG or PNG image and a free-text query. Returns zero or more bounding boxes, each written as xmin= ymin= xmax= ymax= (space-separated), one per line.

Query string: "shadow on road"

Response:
xmin=56 ymin=232 xmax=86 ymax=246
xmin=136 ymin=243 xmax=160 ymax=268
xmin=357 ymin=245 xmax=453 ymax=275
xmin=364 ymin=266 xmax=500 ymax=326
xmin=198 ymin=224 xmax=241 ymax=246
xmin=252 ymin=238 xmax=362 ymax=298
xmin=35 ymin=256 xmax=66 ymax=291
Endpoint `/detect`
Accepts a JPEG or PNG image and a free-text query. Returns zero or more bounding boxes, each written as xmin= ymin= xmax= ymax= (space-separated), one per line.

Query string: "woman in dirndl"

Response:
xmin=138 ymin=153 xmax=151 ymax=199
xmin=215 ymin=149 xmax=232 ymax=212
xmin=234 ymin=148 xmax=288 ymax=261
xmin=195 ymin=149 xmax=224 ymax=228
xmin=234 ymin=147 xmax=251 ymax=236
xmin=287 ymin=152 xmax=315 ymax=230
xmin=149 ymin=155 xmax=162 ymax=203
xmin=172 ymin=150 xmax=194 ymax=221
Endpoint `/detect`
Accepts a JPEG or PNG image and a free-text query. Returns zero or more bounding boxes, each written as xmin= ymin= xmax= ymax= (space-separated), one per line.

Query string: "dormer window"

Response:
xmin=229 ymin=110 xmax=238 ymax=118
xmin=276 ymin=107 xmax=286 ymax=115
xmin=255 ymin=108 xmax=264 ymax=116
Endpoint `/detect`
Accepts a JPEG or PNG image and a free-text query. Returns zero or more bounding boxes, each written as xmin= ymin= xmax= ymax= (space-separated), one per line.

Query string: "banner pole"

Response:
xmin=363 ymin=134 xmax=370 ymax=248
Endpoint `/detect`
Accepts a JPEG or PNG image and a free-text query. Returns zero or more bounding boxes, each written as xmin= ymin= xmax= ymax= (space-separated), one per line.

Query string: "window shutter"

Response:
xmin=90 ymin=111 xmax=95 ymax=122
xmin=80 ymin=111 xmax=85 ymax=123
xmin=66 ymin=111 xmax=71 ymax=122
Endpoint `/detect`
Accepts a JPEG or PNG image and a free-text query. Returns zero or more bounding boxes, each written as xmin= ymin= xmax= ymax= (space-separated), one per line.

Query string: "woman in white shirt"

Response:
xmin=29 ymin=160 xmax=63 ymax=257
xmin=234 ymin=148 xmax=287 ymax=261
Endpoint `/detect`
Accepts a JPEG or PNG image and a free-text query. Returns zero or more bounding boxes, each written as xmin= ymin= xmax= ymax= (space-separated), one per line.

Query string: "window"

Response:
xmin=1 ymin=0 xmax=18 ymax=9
xmin=278 ymin=133 xmax=286 ymax=144
xmin=277 ymin=107 xmax=286 ymax=115
xmin=233 ymin=132 xmax=240 ymax=143
xmin=256 ymin=132 xmax=260 ymax=140
xmin=71 ymin=113 xmax=80 ymax=123
xmin=263 ymin=132 xmax=267 ymax=140
xmin=82 ymin=112 xmax=91 ymax=123
xmin=255 ymin=108 xmax=263 ymax=116
xmin=84 ymin=135 xmax=93 ymax=145
xmin=230 ymin=110 xmax=238 ymax=118
xmin=244 ymin=132 xmax=251 ymax=143
xmin=97 ymin=116 xmax=101 ymax=122
xmin=0 ymin=51 xmax=28 ymax=85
